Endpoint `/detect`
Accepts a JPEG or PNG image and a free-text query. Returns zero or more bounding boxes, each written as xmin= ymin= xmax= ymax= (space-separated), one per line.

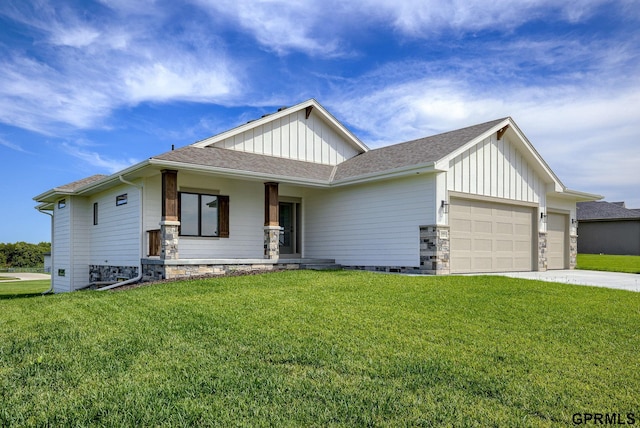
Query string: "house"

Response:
xmin=576 ymin=201 xmax=640 ymax=255
xmin=34 ymin=99 xmax=601 ymax=292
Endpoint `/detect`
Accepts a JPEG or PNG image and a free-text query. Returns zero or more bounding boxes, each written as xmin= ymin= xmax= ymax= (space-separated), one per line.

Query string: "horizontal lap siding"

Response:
xmin=53 ymin=199 xmax=71 ymax=292
xmin=213 ymin=110 xmax=359 ymax=165
xmin=176 ymin=178 xmax=263 ymax=259
xmin=304 ymin=175 xmax=435 ymax=266
xmin=89 ymin=186 xmax=140 ymax=267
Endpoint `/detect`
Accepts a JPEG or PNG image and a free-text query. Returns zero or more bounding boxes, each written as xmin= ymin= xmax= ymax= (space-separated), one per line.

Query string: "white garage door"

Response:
xmin=547 ymin=213 xmax=567 ymax=270
xmin=450 ymin=198 xmax=534 ymax=274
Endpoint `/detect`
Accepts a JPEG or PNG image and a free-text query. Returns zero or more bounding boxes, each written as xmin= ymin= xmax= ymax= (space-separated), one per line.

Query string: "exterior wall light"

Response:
xmin=540 ymin=212 xmax=548 ymax=222
xmin=441 ymin=200 xmax=449 ymax=214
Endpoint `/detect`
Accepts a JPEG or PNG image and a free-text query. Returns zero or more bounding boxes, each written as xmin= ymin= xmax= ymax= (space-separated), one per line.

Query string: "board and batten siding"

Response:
xmin=212 ymin=109 xmax=360 ymax=165
xmin=447 ymin=134 xmax=546 ymax=206
xmin=89 ymin=185 xmax=141 ymax=267
xmin=304 ymin=174 xmax=436 ymax=266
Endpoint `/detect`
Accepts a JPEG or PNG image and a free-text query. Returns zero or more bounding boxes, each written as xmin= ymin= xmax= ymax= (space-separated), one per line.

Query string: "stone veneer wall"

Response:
xmin=90 ymin=265 xmax=139 ymax=283
xmin=419 ymin=225 xmax=450 ymax=275
xmin=264 ymin=226 xmax=280 ymax=259
xmin=161 ymin=221 xmax=180 ymax=260
xmin=142 ymin=261 xmax=300 ymax=282
xmin=538 ymin=232 xmax=547 ymax=271
xmin=569 ymin=234 xmax=578 ymax=269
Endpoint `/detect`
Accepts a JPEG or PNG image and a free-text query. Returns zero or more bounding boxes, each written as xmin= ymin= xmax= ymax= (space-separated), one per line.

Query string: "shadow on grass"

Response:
xmin=0 ymin=292 xmax=51 ymax=300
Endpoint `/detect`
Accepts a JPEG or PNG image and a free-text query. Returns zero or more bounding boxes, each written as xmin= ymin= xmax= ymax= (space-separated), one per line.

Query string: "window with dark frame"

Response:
xmin=116 ymin=194 xmax=128 ymax=206
xmin=179 ymin=192 xmax=229 ymax=238
xmin=58 ymin=199 xmax=66 ymax=209
xmin=93 ymin=202 xmax=98 ymax=225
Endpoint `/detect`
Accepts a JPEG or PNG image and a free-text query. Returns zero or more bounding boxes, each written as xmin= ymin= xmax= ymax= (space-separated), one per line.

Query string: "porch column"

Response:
xmin=160 ymin=169 xmax=180 ymax=260
xmin=264 ymin=182 xmax=280 ymax=259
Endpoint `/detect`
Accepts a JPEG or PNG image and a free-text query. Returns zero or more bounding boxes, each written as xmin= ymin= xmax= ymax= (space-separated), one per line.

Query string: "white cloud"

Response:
xmin=61 ymin=142 xmax=139 ymax=174
xmin=0 ymin=1 xmax=240 ymax=134
xmin=0 ymin=137 xmax=27 ymax=153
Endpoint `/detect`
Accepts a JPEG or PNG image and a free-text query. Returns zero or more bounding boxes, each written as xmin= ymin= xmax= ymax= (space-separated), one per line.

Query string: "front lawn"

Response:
xmin=1 ymin=270 xmax=638 ymax=426
xmin=0 ymin=279 xmax=50 ymax=298
xmin=577 ymin=253 xmax=640 ymax=274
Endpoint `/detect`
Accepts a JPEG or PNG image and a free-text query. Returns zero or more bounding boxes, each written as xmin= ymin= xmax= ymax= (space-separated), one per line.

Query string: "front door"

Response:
xmin=279 ymin=202 xmax=300 ymax=255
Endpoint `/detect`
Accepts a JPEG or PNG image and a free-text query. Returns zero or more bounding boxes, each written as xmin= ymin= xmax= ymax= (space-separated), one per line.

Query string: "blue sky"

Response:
xmin=1 ymin=0 xmax=639 ymax=243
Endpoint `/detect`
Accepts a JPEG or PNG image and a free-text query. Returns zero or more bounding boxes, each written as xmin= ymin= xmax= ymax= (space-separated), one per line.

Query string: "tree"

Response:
xmin=0 ymin=241 xmax=51 ymax=268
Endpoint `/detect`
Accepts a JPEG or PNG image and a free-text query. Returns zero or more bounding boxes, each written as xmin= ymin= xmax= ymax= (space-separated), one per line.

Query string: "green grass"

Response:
xmin=0 ymin=279 xmax=50 ymax=298
xmin=1 ymin=271 xmax=638 ymax=426
xmin=0 ymin=276 xmax=20 ymax=281
xmin=577 ymin=253 xmax=640 ymax=274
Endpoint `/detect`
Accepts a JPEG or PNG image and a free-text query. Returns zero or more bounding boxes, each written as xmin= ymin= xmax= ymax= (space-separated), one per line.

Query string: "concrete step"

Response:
xmin=299 ymin=263 xmax=342 ymax=271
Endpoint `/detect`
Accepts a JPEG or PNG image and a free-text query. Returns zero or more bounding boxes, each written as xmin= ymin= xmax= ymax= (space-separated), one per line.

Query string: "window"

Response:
xmin=179 ymin=192 xmax=229 ymax=238
xmin=116 ymin=194 xmax=128 ymax=206
xmin=58 ymin=269 xmax=66 ymax=277
xmin=58 ymin=199 xmax=66 ymax=209
xmin=93 ymin=202 xmax=98 ymax=225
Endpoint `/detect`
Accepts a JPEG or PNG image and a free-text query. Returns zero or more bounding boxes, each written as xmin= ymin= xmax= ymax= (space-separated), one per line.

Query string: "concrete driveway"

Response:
xmin=487 ymin=270 xmax=640 ymax=292
xmin=0 ymin=273 xmax=51 ymax=281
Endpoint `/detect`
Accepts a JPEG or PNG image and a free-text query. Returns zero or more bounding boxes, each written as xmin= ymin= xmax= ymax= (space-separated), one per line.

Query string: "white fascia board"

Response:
xmin=148 ymin=159 xmax=331 ymax=188
xmin=550 ymin=188 xmax=603 ymax=202
xmin=191 ymin=99 xmax=369 ymax=153
xmin=330 ymin=163 xmax=442 ymax=187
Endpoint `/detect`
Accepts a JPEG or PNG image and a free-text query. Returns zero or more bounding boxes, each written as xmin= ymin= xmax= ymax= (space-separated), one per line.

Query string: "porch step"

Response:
xmin=299 ymin=263 xmax=342 ymax=271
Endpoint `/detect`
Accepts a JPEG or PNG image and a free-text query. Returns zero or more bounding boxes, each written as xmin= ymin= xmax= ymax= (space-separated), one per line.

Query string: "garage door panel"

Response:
xmin=475 ymin=239 xmax=492 ymax=251
xmin=547 ymin=213 xmax=567 ymax=270
xmin=450 ymin=198 xmax=534 ymax=274
xmin=476 ymin=221 xmax=492 ymax=233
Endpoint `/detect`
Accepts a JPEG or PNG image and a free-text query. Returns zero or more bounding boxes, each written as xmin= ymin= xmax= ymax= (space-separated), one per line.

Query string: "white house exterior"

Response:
xmin=34 ymin=99 xmax=600 ymax=292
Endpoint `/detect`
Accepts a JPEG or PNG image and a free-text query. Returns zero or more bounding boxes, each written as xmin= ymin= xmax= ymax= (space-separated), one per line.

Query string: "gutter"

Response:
xmin=35 ymin=207 xmax=54 ymax=295
xmin=97 ymin=176 xmax=144 ymax=291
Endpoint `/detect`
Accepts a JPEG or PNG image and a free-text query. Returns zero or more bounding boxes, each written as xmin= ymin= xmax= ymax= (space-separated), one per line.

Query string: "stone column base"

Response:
xmin=569 ymin=234 xmax=578 ymax=269
xmin=264 ymin=225 xmax=280 ymax=259
xmin=538 ymin=232 xmax=547 ymax=271
xmin=161 ymin=220 xmax=180 ymax=260
xmin=419 ymin=225 xmax=450 ymax=275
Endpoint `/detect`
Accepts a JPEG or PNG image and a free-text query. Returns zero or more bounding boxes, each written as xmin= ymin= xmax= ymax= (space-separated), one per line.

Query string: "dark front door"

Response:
xmin=279 ymin=202 xmax=300 ymax=255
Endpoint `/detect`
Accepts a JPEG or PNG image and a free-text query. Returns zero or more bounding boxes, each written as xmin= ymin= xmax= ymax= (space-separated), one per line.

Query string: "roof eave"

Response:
xmin=148 ymin=158 xmax=332 ymax=188
xmin=550 ymin=188 xmax=603 ymax=202
xmin=331 ymin=163 xmax=441 ymax=187
xmin=33 ymin=160 xmax=152 ymax=203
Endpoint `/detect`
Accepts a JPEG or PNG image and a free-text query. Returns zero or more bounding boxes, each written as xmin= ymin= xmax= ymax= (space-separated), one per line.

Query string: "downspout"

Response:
xmin=36 ymin=207 xmax=54 ymax=294
xmin=97 ymin=176 xmax=144 ymax=291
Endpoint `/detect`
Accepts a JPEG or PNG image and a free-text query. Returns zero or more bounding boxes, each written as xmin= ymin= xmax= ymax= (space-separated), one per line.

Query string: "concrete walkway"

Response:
xmin=487 ymin=269 xmax=640 ymax=292
xmin=0 ymin=273 xmax=51 ymax=281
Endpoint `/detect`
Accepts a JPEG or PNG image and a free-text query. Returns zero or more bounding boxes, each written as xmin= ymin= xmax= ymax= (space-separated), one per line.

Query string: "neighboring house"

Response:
xmin=576 ymin=201 xmax=640 ymax=255
xmin=34 ymin=99 xmax=600 ymax=292
xmin=43 ymin=252 xmax=51 ymax=273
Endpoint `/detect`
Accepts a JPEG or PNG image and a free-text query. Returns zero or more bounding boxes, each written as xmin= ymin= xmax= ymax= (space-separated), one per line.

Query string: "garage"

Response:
xmin=547 ymin=213 xmax=568 ymax=269
xmin=449 ymin=198 xmax=535 ymax=274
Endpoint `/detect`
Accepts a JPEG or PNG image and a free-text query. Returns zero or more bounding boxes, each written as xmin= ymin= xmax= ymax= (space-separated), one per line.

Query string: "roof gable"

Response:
xmin=333 ymin=118 xmax=506 ymax=182
xmin=192 ymin=99 xmax=368 ymax=166
xmin=435 ymin=117 xmax=564 ymax=191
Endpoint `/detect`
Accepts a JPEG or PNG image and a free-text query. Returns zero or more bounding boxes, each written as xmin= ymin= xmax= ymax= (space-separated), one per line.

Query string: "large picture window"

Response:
xmin=179 ymin=192 xmax=229 ymax=238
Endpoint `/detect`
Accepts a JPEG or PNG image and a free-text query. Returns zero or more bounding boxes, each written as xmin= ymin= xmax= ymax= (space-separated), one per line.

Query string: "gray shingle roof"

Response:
xmin=41 ymin=117 xmax=509 ymax=196
xmin=577 ymin=201 xmax=640 ymax=220
xmin=332 ymin=118 xmax=507 ymax=181
xmin=55 ymin=174 xmax=108 ymax=192
xmin=152 ymin=146 xmax=335 ymax=182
